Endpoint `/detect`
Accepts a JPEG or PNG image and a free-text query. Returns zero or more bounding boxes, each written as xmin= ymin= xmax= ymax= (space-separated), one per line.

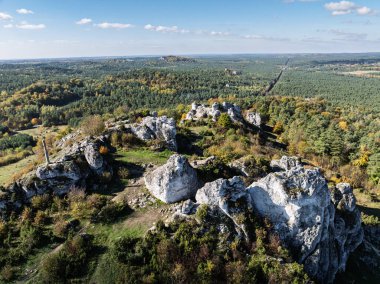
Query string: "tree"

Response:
xmin=217 ymin=113 xmax=233 ymax=129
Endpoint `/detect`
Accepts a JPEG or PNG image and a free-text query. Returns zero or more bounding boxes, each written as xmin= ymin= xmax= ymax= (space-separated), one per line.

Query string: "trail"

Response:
xmin=264 ymin=58 xmax=290 ymax=96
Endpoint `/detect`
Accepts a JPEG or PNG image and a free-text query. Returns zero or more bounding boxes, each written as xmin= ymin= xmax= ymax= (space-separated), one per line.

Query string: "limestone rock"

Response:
xmin=144 ymin=154 xmax=199 ymax=203
xmin=128 ymin=116 xmax=177 ymax=151
xmin=247 ymin=164 xmax=363 ymax=283
xmin=178 ymin=199 xmax=198 ymax=215
xmin=36 ymin=161 xmax=81 ymax=181
xmin=84 ymin=143 xmax=104 ymax=171
xmin=246 ymin=111 xmax=262 ymax=127
xmin=185 ymin=102 xmax=243 ymax=123
xmin=196 ymin=176 xmax=253 ymax=239
xmin=190 ymin=156 xmax=216 ymax=169
xmin=270 ymin=156 xmax=302 ymax=171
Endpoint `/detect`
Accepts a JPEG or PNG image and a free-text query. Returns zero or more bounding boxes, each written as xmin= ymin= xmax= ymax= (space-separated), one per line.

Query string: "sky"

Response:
xmin=0 ymin=0 xmax=379 ymax=59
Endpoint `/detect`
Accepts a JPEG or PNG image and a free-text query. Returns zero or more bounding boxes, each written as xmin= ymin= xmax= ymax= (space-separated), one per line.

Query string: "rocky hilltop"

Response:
xmin=0 ymin=112 xmax=365 ymax=283
xmin=145 ymin=154 xmax=363 ymax=283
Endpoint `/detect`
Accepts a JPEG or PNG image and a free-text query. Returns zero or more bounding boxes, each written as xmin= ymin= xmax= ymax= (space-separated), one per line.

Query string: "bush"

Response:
xmin=99 ymin=145 xmax=109 ymax=155
xmin=39 ymin=234 xmax=94 ymax=283
xmin=0 ymin=265 xmax=15 ymax=282
xmin=117 ymin=167 xmax=130 ymax=179
xmin=80 ymin=115 xmax=105 ymax=136
xmin=361 ymin=213 xmax=380 ymax=226
xmin=96 ymin=202 xmax=131 ymax=223
xmin=31 ymin=194 xmax=51 ymax=210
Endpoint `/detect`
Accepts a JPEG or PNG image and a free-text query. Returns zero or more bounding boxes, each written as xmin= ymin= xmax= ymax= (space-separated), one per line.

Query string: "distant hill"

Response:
xmin=160 ymin=55 xmax=196 ymax=63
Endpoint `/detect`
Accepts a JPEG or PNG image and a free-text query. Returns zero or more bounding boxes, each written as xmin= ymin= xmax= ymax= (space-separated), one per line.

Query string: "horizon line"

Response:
xmin=1 ymin=51 xmax=380 ymax=62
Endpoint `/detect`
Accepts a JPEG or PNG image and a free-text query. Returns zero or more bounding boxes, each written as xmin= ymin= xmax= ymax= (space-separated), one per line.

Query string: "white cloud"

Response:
xmin=144 ymin=24 xmax=189 ymax=34
xmin=356 ymin=6 xmax=372 ymax=15
xmin=76 ymin=18 xmax=92 ymax=25
xmin=332 ymin=10 xmax=352 ymax=15
xmin=210 ymin=31 xmax=230 ymax=36
xmin=16 ymin=8 xmax=34 ymax=15
xmin=95 ymin=22 xmax=134 ymax=29
xmin=325 ymin=1 xmax=376 ymax=16
xmin=16 ymin=22 xmax=46 ymax=30
xmin=0 ymin=12 xmax=12 ymax=21
xmin=325 ymin=1 xmax=355 ymax=11
xmin=3 ymin=24 xmax=13 ymax=28
xmin=283 ymin=0 xmax=320 ymax=3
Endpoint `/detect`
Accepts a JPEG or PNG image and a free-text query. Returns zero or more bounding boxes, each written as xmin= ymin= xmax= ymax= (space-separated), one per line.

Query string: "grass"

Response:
xmin=0 ymin=154 xmax=36 ymax=186
xmin=18 ymin=125 xmax=68 ymax=138
xmin=188 ymin=126 xmax=213 ymax=135
xmin=354 ymin=188 xmax=380 ymax=218
xmin=114 ymin=148 xmax=173 ymax=166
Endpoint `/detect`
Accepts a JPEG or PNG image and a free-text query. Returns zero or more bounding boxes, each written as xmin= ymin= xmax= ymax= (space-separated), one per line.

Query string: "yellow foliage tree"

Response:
xmin=338 ymin=120 xmax=348 ymax=131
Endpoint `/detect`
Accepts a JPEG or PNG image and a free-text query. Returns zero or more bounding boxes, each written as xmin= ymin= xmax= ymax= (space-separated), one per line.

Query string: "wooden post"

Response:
xmin=42 ymin=137 xmax=50 ymax=165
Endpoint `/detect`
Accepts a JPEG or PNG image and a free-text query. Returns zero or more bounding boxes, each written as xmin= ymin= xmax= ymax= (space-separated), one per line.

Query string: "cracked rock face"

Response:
xmin=36 ymin=161 xmax=82 ymax=181
xmin=144 ymin=154 xmax=199 ymax=203
xmin=196 ymin=176 xmax=253 ymax=240
xmin=247 ymin=160 xmax=363 ymax=283
xmin=128 ymin=116 xmax=177 ymax=151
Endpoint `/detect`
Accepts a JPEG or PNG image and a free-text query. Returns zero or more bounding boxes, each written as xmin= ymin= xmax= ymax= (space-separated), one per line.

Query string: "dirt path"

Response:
xmin=264 ymin=58 xmax=290 ymax=95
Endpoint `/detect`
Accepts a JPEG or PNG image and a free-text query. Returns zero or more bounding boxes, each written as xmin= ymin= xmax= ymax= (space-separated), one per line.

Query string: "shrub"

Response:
xmin=31 ymin=194 xmax=51 ymax=210
xmin=99 ymin=145 xmax=109 ymax=155
xmin=53 ymin=218 xmax=69 ymax=238
xmin=34 ymin=211 xmax=48 ymax=226
xmin=39 ymin=253 xmax=66 ymax=283
xmin=361 ymin=213 xmax=380 ymax=226
xmin=117 ymin=167 xmax=130 ymax=179
xmin=96 ymin=202 xmax=131 ymax=223
xmin=0 ymin=265 xmax=14 ymax=282
xmin=196 ymin=204 xmax=208 ymax=222
xmin=80 ymin=115 xmax=105 ymax=136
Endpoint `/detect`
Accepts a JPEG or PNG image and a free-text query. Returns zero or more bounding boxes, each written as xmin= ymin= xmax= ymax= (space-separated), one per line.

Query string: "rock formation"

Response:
xmin=195 ymin=176 xmax=253 ymax=239
xmin=127 ymin=116 xmax=177 ymax=151
xmin=270 ymin=155 xmax=302 ymax=171
xmin=0 ymin=136 xmax=113 ymax=218
xmin=247 ymin=160 xmax=363 ymax=283
xmin=144 ymin=154 xmax=199 ymax=203
xmin=246 ymin=111 xmax=262 ymax=127
xmin=185 ymin=102 xmax=243 ymax=123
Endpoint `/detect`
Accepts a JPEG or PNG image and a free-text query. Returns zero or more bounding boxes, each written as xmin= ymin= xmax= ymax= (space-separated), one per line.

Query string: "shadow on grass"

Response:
xmin=357 ymin=205 xmax=380 ymax=218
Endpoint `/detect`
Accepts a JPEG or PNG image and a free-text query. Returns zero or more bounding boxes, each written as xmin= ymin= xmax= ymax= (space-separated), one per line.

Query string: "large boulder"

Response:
xmin=144 ymin=154 xmax=199 ymax=203
xmin=84 ymin=143 xmax=104 ymax=171
xmin=247 ymin=162 xmax=363 ymax=283
xmin=128 ymin=116 xmax=177 ymax=151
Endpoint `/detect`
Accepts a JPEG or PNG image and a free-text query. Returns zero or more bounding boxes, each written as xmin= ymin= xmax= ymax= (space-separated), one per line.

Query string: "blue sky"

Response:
xmin=0 ymin=0 xmax=379 ymax=59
